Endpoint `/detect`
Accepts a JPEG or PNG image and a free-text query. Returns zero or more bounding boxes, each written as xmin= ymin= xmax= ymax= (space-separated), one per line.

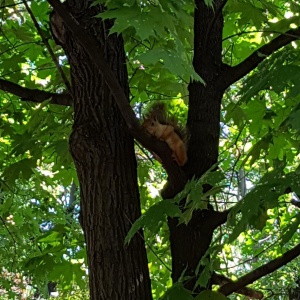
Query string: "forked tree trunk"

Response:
xmin=51 ymin=0 xmax=228 ymax=297
xmin=51 ymin=1 xmax=152 ymax=299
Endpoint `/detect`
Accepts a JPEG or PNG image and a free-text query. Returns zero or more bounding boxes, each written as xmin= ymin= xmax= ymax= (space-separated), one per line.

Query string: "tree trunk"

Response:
xmin=51 ymin=1 xmax=152 ymax=299
xmin=168 ymin=0 xmax=227 ymax=290
xmin=289 ymin=278 xmax=300 ymax=299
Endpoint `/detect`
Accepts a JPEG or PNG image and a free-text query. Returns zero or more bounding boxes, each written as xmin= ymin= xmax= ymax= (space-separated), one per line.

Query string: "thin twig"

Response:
xmin=22 ymin=0 xmax=71 ymax=93
xmin=0 ymin=216 xmax=17 ymax=271
xmin=223 ymin=29 xmax=300 ymax=42
xmin=124 ymin=213 xmax=172 ymax=272
xmin=0 ymin=2 xmax=23 ymax=10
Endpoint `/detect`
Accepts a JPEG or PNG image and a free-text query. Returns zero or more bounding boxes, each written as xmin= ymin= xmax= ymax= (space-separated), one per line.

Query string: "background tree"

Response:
xmin=0 ymin=0 xmax=300 ymax=299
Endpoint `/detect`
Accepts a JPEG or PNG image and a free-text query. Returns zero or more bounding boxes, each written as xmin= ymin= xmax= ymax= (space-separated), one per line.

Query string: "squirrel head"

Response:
xmin=142 ymin=117 xmax=160 ymax=136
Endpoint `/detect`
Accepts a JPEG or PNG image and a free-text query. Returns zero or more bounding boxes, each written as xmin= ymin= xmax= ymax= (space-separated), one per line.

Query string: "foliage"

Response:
xmin=0 ymin=0 xmax=300 ymax=299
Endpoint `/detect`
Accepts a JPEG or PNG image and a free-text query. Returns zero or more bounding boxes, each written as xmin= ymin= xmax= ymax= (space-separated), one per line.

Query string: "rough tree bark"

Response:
xmin=50 ymin=1 xmax=152 ymax=299
xmin=167 ymin=0 xmax=228 ymax=290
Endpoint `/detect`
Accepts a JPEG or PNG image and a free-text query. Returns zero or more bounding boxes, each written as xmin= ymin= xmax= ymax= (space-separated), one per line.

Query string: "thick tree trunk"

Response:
xmin=168 ymin=0 xmax=226 ymax=290
xmin=51 ymin=1 xmax=152 ymax=299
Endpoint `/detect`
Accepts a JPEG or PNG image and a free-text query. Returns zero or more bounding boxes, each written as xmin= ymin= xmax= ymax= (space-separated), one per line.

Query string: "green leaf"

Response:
xmin=195 ymin=263 xmax=211 ymax=288
xmin=229 ymin=1 xmax=266 ymax=27
xmin=281 ymin=213 xmax=300 ymax=245
xmin=0 ymin=198 xmax=13 ymax=214
xmin=204 ymin=0 xmax=214 ymax=8
xmin=98 ymin=5 xmax=146 ymax=37
xmin=159 ymin=282 xmax=193 ymax=300
xmin=241 ymin=134 xmax=272 ymax=166
xmin=3 ymin=158 xmax=36 ymax=184
xmin=38 ymin=230 xmax=63 ymax=244
xmin=288 ymin=109 xmax=300 ymax=131
xmin=224 ymin=103 xmax=246 ymax=127
xmin=250 ymin=207 xmax=268 ymax=231
xmin=38 ymin=225 xmax=67 ymax=244
xmin=228 ymin=218 xmax=248 ymax=243
xmin=195 ymin=290 xmax=229 ymax=300
xmin=125 ymin=200 xmax=181 ymax=244
xmin=30 ymin=1 xmax=49 ymax=22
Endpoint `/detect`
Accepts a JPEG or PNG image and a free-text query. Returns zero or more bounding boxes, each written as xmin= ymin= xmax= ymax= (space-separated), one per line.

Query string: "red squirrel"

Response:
xmin=142 ymin=103 xmax=188 ymax=166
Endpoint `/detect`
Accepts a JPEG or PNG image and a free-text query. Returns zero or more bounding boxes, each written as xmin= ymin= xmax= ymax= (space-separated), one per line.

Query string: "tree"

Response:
xmin=1 ymin=0 xmax=300 ymax=299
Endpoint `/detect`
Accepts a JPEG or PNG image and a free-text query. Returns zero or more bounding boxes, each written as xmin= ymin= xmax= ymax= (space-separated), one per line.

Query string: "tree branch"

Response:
xmin=0 ymin=2 xmax=23 ymax=9
xmin=218 ymin=27 xmax=300 ymax=89
xmin=218 ymin=242 xmax=300 ymax=296
xmin=223 ymin=29 xmax=300 ymax=43
xmin=212 ymin=273 xmax=263 ymax=299
xmin=291 ymin=198 xmax=300 ymax=208
xmin=47 ymin=0 xmax=188 ymax=196
xmin=0 ymin=79 xmax=72 ymax=106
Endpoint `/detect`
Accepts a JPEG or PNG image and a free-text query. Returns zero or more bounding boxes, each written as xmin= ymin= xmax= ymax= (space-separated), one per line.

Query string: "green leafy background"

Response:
xmin=0 ymin=0 xmax=300 ymax=299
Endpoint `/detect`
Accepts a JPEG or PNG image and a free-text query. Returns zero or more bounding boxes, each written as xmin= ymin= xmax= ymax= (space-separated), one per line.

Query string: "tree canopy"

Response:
xmin=0 ymin=0 xmax=300 ymax=299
